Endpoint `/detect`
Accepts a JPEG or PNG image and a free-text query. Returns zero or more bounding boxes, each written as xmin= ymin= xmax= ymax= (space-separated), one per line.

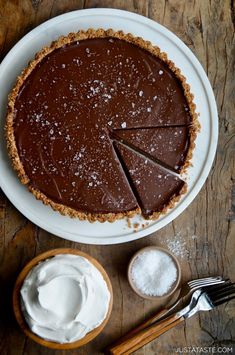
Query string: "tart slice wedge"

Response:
xmin=112 ymin=126 xmax=195 ymax=173
xmin=114 ymin=142 xmax=186 ymax=219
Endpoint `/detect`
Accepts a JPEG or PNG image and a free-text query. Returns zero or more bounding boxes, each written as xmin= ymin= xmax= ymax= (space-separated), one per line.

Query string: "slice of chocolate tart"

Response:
xmin=114 ymin=142 xmax=186 ymax=219
xmin=112 ymin=126 xmax=194 ymax=173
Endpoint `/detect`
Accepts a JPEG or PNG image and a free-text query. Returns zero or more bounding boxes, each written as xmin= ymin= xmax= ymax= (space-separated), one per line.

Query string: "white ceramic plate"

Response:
xmin=0 ymin=9 xmax=218 ymax=245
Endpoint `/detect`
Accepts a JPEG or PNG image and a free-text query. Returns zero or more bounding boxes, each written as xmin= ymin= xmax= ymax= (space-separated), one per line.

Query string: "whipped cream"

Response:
xmin=20 ymin=254 xmax=111 ymax=343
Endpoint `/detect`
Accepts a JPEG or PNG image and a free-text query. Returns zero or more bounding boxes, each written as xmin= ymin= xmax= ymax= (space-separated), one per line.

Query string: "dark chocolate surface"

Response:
xmin=13 ymin=37 xmax=190 ymax=214
xmin=113 ymin=127 xmax=190 ymax=172
xmin=114 ymin=142 xmax=185 ymax=217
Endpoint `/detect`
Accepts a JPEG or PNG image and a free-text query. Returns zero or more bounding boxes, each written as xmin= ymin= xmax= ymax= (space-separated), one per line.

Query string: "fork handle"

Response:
xmin=107 ymin=314 xmax=184 ymax=355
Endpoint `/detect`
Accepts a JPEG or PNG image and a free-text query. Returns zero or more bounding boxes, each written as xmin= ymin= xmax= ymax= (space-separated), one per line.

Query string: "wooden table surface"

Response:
xmin=0 ymin=1 xmax=234 ymax=354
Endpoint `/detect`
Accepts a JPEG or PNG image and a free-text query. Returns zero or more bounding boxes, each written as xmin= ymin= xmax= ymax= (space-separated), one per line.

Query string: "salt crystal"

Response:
xmin=139 ymin=90 xmax=143 ymax=97
xmin=131 ymin=250 xmax=177 ymax=296
xmin=162 ymin=233 xmax=189 ymax=259
xmin=121 ymin=122 xmax=126 ymax=128
xmin=159 ymin=70 xmax=164 ymax=75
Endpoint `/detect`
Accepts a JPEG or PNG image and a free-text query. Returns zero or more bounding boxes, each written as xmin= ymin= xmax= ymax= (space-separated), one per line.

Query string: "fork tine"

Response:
xmin=213 ymin=294 xmax=235 ymax=307
xmin=214 ymin=284 xmax=235 ymax=298
xmin=189 ymin=279 xmax=224 ymax=287
xmin=188 ymin=278 xmax=225 ymax=288
xmin=188 ymin=276 xmax=222 ymax=284
xmin=205 ymin=282 xmax=235 ymax=306
xmin=188 ymin=276 xmax=224 ymax=287
xmin=203 ymin=280 xmax=232 ymax=293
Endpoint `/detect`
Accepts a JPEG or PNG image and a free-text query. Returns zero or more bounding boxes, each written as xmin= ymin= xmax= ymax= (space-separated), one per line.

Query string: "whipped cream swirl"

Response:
xmin=20 ymin=254 xmax=111 ymax=343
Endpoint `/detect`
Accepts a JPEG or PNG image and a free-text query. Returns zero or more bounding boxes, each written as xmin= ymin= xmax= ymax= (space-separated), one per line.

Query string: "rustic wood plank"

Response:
xmin=0 ymin=0 xmax=234 ymax=354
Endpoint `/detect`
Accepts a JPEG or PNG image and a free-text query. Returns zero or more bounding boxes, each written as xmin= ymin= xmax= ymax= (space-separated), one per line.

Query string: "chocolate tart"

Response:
xmin=6 ymin=29 xmax=199 ymax=222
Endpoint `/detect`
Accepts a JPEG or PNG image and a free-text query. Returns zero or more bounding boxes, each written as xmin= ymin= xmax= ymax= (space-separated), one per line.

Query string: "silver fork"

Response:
xmin=108 ymin=281 xmax=235 ymax=355
xmin=154 ymin=276 xmax=226 ymax=322
xmin=107 ymin=276 xmax=226 ymax=351
xmin=184 ymin=281 xmax=235 ymax=319
xmin=128 ymin=276 xmax=226 ymax=332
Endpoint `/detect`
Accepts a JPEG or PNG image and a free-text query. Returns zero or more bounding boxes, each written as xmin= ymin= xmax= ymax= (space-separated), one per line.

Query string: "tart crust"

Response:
xmin=5 ymin=28 xmax=200 ymax=222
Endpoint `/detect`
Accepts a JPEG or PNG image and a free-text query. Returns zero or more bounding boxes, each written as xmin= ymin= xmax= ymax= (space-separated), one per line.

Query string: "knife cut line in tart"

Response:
xmin=111 ymin=125 xmax=196 ymax=173
xmin=6 ymin=28 xmax=199 ymax=222
xmin=114 ymin=141 xmax=186 ymax=219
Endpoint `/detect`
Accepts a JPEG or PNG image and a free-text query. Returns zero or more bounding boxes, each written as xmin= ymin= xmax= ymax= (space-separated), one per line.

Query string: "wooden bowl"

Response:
xmin=13 ymin=248 xmax=113 ymax=349
xmin=128 ymin=246 xmax=181 ymax=301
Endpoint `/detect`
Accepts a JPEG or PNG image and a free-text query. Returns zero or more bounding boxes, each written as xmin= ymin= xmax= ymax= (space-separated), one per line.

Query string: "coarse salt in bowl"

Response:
xmin=128 ymin=246 xmax=181 ymax=300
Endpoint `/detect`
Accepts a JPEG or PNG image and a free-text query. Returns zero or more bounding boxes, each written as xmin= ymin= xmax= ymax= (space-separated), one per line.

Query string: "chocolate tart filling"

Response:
xmin=6 ymin=29 xmax=198 ymax=222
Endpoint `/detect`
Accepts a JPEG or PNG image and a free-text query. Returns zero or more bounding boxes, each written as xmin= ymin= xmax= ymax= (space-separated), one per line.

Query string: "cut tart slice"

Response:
xmin=114 ymin=142 xmax=186 ymax=219
xmin=112 ymin=126 xmax=194 ymax=173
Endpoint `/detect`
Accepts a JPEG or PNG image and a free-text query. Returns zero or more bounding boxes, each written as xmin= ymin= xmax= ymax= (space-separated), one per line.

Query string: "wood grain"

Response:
xmin=0 ymin=0 xmax=234 ymax=354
